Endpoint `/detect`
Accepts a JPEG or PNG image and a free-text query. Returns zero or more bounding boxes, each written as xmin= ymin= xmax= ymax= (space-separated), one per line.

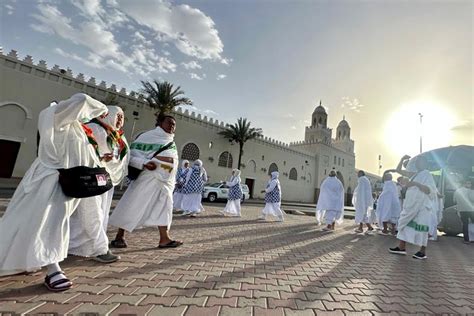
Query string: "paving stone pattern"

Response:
xmin=1 ymin=205 xmax=474 ymax=315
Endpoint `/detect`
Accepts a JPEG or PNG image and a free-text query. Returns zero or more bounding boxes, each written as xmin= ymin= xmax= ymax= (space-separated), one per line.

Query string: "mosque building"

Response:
xmin=0 ymin=49 xmax=358 ymax=203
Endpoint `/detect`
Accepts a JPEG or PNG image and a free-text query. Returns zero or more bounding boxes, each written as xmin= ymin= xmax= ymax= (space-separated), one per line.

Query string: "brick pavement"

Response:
xmin=1 ymin=205 xmax=474 ymax=315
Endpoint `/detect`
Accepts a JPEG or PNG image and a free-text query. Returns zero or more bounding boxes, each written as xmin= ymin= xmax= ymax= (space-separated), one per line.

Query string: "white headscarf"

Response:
xmin=99 ymin=106 xmax=124 ymax=130
xmin=193 ymin=159 xmax=205 ymax=176
xmin=232 ymin=169 xmax=241 ymax=177
xmin=271 ymin=171 xmax=279 ymax=180
xmin=181 ymin=160 xmax=190 ymax=168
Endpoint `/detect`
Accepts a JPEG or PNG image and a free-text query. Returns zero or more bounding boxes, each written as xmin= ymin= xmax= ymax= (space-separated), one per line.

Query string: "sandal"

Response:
xmin=158 ymin=240 xmax=183 ymax=248
xmin=110 ymin=239 xmax=128 ymax=248
xmin=44 ymin=271 xmax=72 ymax=292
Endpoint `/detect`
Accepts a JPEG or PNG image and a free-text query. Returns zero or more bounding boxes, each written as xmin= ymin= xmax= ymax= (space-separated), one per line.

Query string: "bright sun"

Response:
xmin=384 ymin=100 xmax=456 ymax=158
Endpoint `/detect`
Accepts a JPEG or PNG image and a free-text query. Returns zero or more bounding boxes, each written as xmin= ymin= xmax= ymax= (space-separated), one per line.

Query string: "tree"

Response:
xmin=102 ymin=94 xmax=119 ymax=106
xmin=218 ymin=117 xmax=263 ymax=169
xmin=140 ymin=80 xmax=193 ymax=116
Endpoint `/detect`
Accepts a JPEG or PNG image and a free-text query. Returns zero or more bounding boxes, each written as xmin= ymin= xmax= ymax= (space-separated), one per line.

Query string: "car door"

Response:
xmin=220 ymin=184 xmax=230 ymax=199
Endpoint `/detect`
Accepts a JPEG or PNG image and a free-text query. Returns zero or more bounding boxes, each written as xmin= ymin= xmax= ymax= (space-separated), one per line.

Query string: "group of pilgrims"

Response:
xmin=316 ymin=154 xmax=442 ymax=260
xmin=0 ymin=93 xmax=285 ymax=292
xmin=0 ymin=93 xmax=448 ymax=292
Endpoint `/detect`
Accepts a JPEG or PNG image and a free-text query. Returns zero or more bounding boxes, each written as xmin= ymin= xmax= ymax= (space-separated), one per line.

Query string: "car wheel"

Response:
xmin=208 ymin=193 xmax=217 ymax=202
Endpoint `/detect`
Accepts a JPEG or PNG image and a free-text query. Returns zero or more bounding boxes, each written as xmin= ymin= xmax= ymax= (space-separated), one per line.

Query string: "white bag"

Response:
xmin=468 ymin=222 xmax=474 ymax=241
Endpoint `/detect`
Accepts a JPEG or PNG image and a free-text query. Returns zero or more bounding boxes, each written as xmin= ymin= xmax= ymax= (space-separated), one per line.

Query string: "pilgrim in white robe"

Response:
xmin=316 ymin=176 xmax=345 ymax=225
xmin=260 ymin=172 xmax=284 ymax=220
xmin=68 ymin=107 xmax=129 ymax=257
xmin=181 ymin=161 xmax=207 ymax=214
xmin=397 ymin=170 xmax=437 ymax=247
xmin=173 ymin=161 xmax=189 ymax=210
xmin=352 ymin=176 xmax=374 ymax=224
xmin=221 ymin=169 xmax=243 ymax=217
xmin=0 ymin=94 xmax=107 ymax=275
xmin=376 ymin=180 xmax=401 ymax=227
xmin=108 ymin=126 xmax=178 ymax=231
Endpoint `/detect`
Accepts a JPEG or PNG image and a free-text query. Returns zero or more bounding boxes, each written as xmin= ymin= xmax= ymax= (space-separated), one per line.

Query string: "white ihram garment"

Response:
xmin=68 ymin=107 xmax=129 ymax=257
xmin=376 ymin=180 xmax=401 ymax=227
xmin=352 ymin=176 xmax=374 ymax=224
xmin=316 ymin=176 xmax=345 ymax=225
xmin=397 ymin=170 xmax=437 ymax=247
xmin=0 ymin=94 xmax=106 ymax=275
xmin=109 ymin=127 xmax=178 ymax=231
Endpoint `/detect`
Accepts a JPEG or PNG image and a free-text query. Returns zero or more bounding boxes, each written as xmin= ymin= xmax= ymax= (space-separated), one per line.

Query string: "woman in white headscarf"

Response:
xmin=181 ymin=159 xmax=208 ymax=217
xmin=220 ymin=169 xmax=243 ymax=217
xmin=68 ymin=106 xmax=129 ymax=263
xmin=0 ymin=94 xmax=107 ymax=291
xmin=173 ymin=160 xmax=190 ymax=211
xmin=258 ymin=172 xmax=285 ymax=222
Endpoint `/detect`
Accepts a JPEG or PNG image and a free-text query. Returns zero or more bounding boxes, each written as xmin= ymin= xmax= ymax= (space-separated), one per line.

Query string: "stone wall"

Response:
xmin=0 ymin=49 xmax=320 ymax=202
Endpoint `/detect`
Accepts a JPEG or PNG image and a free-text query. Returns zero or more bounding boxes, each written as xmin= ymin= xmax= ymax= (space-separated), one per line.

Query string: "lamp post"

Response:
xmin=418 ymin=113 xmax=423 ymax=154
xmin=378 ymin=154 xmax=382 ymax=176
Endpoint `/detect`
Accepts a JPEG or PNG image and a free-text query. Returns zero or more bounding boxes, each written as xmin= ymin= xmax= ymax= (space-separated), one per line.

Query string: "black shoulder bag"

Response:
xmin=58 ymin=166 xmax=113 ymax=198
xmin=127 ymin=142 xmax=174 ymax=180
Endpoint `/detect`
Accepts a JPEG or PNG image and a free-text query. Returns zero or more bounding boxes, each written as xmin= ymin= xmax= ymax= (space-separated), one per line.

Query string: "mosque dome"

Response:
xmin=338 ymin=118 xmax=350 ymax=128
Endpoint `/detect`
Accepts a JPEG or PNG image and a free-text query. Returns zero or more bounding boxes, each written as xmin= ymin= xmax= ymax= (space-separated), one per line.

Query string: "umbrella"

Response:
xmin=406 ymin=145 xmax=474 ymax=172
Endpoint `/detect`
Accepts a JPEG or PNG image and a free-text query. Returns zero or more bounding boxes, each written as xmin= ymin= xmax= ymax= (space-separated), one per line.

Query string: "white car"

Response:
xmin=202 ymin=183 xmax=250 ymax=202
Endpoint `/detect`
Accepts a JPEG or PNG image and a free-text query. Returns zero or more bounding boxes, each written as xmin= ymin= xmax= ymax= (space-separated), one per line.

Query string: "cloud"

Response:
xmin=216 ymin=74 xmax=227 ymax=80
xmin=290 ymin=126 xmax=297 ymax=130
xmin=113 ymin=0 xmax=227 ymax=62
xmin=340 ymin=97 xmax=365 ymax=113
xmin=32 ymin=3 xmax=176 ymax=76
xmin=182 ymin=60 xmax=202 ymax=70
xmin=451 ymin=119 xmax=474 ymax=132
xmin=190 ymin=73 xmax=206 ymax=80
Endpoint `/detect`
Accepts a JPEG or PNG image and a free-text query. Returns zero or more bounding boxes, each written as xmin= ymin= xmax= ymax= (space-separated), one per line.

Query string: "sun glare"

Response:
xmin=384 ymin=100 xmax=456 ymax=158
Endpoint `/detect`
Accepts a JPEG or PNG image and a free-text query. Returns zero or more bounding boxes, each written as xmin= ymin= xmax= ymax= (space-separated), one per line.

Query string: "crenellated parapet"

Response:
xmin=0 ymin=48 xmax=315 ymax=159
xmin=0 ymin=49 xmax=146 ymax=107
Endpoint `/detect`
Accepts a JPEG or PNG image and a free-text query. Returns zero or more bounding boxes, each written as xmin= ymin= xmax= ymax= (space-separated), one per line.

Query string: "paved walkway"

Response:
xmin=1 ymin=205 xmax=473 ymax=315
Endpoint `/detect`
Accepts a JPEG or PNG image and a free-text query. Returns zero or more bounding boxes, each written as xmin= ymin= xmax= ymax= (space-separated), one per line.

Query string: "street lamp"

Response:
xmin=418 ymin=113 xmax=423 ymax=153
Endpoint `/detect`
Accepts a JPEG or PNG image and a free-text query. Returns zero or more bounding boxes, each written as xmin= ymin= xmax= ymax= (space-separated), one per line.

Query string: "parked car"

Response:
xmin=202 ymin=183 xmax=250 ymax=202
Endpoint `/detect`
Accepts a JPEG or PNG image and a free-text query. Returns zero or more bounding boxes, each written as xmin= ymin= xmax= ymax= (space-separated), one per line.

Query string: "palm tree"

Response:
xmin=140 ymin=80 xmax=193 ymax=116
xmin=218 ymin=117 xmax=263 ymax=169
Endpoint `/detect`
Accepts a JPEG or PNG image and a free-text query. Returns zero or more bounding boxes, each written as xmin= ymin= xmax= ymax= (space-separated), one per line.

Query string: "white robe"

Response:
xmin=68 ymin=115 xmax=129 ymax=257
xmin=261 ymin=179 xmax=284 ymax=218
xmin=352 ymin=176 xmax=374 ymax=224
xmin=376 ymin=181 xmax=401 ymax=226
xmin=316 ymin=176 xmax=344 ymax=225
xmin=0 ymin=94 xmax=107 ymax=275
xmin=222 ymin=176 xmax=242 ymax=217
xmin=397 ymin=170 xmax=437 ymax=247
xmin=109 ymin=127 xmax=178 ymax=231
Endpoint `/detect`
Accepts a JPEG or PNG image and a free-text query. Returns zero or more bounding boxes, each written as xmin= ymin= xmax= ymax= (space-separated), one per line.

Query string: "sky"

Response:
xmin=1 ymin=0 xmax=472 ymax=174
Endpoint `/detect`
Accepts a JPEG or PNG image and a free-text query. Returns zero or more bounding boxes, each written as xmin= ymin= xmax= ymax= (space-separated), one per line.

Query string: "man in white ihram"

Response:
xmin=316 ymin=170 xmax=345 ymax=231
xmin=352 ymin=170 xmax=375 ymax=234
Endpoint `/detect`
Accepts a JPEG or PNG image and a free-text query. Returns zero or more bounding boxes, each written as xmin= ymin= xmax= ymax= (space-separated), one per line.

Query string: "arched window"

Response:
xmin=218 ymin=151 xmax=233 ymax=168
xmin=289 ymin=168 xmax=298 ymax=180
xmin=268 ymin=163 xmax=278 ymax=175
xmin=181 ymin=143 xmax=200 ymax=161
xmin=248 ymin=160 xmax=257 ymax=173
xmin=318 ymin=117 xmax=322 ymax=124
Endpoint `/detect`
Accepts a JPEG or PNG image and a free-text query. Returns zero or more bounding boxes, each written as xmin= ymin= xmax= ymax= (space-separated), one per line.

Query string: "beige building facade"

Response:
xmin=0 ymin=49 xmax=360 ymax=203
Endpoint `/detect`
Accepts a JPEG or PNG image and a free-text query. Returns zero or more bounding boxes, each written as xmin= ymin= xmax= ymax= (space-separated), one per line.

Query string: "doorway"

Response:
xmin=245 ymin=178 xmax=255 ymax=199
xmin=0 ymin=139 xmax=20 ymax=178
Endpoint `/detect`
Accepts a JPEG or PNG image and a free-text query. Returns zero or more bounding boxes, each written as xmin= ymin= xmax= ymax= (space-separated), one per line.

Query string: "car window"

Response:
xmin=242 ymin=185 xmax=249 ymax=191
xmin=208 ymin=183 xmax=222 ymax=188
